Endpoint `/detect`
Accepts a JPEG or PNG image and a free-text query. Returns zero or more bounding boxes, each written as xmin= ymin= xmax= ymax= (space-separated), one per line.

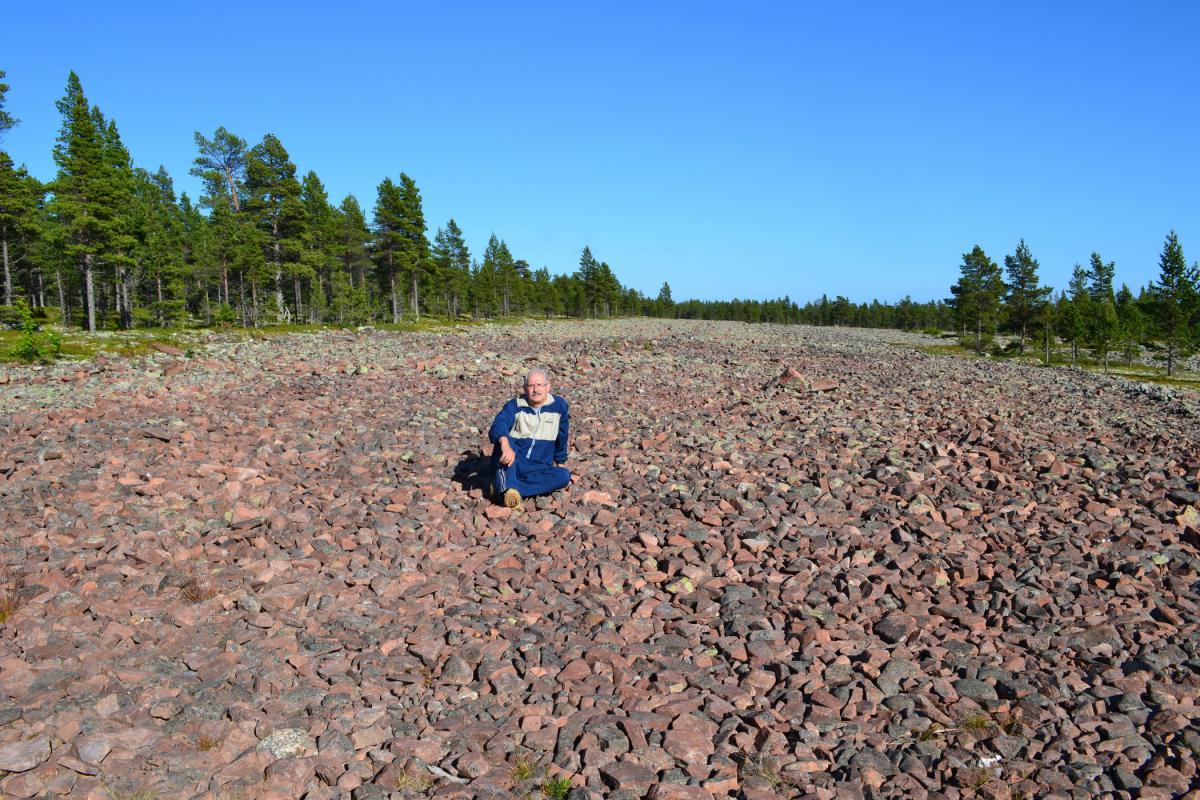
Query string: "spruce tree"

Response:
xmin=1061 ymin=265 xmax=1090 ymax=366
xmin=1148 ymin=230 xmax=1198 ymax=376
xmin=432 ymin=219 xmax=470 ymax=317
xmin=1003 ymin=239 xmax=1052 ymax=353
xmin=1086 ymin=252 xmax=1118 ymax=372
xmin=577 ymin=246 xmax=599 ymax=316
xmin=1115 ymin=284 xmax=1145 ymax=367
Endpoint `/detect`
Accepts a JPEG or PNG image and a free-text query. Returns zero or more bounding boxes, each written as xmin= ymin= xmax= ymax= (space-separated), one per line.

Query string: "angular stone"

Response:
xmin=257 ymin=729 xmax=317 ymax=759
xmin=600 ymin=760 xmax=657 ymax=794
xmin=0 ymin=737 xmax=50 ymax=772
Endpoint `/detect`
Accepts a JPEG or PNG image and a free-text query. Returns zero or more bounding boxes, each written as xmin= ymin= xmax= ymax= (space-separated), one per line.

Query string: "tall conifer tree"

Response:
xmin=948 ymin=245 xmax=1004 ymax=354
xmin=1003 ymin=239 xmax=1052 ymax=353
xmin=51 ymin=72 xmax=112 ymax=331
xmin=1149 ymin=231 xmax=1198 ymax=376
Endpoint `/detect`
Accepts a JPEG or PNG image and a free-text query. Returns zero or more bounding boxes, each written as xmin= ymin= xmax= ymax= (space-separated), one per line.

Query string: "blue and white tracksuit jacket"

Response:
xmin=489 ymin=394 xmax=571 ymax=498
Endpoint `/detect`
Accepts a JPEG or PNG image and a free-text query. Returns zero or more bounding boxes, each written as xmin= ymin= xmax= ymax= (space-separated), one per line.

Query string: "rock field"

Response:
xmin=0 ymin=318 xmax=1198 ymax=800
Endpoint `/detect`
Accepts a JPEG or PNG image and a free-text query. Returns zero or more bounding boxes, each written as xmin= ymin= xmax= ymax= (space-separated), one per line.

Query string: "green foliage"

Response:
xmin=949 ymin=245 xmax=1005 ymax=353
xmin=8 ymin=298 xmax=60 ymax=362
xmin=1148 ymin=230 xmax=1198 ymax=376
xmin=0 ymin=69 xmax=18 ymax=139
xmin=1003 ymin=239 xmax=1052 ymax=353
xmin=540 ymin=777 xmax=572 ymax=799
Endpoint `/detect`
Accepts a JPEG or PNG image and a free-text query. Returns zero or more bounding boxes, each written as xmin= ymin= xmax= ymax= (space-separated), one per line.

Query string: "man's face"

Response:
xmin=525 ymin=375 xmax=550 ymax=406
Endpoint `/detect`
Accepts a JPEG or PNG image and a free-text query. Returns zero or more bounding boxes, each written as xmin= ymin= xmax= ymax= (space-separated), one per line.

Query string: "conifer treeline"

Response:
xmin=945 ymin=236 xmax=1199 ymax=376
xmin=0 ymin=72 xmax=802 ymax=330
xmin=1 ymin=71 xmax=1197 ymax=373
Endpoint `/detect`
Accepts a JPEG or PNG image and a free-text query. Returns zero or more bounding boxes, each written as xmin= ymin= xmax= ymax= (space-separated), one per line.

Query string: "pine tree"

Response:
xmin=373 ymin=178 xmax=406 ymax=323
xmin=1148 ymin=230 xmax=1198 ymax=376
xmin=395 ymin=174 xmax=429 ymax=319
xmin=948 ymin=245 xmax=1004 ymax=354
xmin=245 ymin=134 xmax=304 ymax=321
xmin=1003 ymin=239 xmax=1052 ymax=353
xmin=0 ymin=153 xmax=41 ymax=307
xmin=97 ymin=116 xmax=139 ymax=329
xmin=300 ymin=171 xmax=339 ymax=323
xmin=51 ymin=72 xmax=117 ymax=332
xmin=137 ymin=166 xmax=186 ymax=325
xmin=334 ymin=194 xmax=371 ymax=323
xmin=0 ymin=70 xmax=17 ymax=140
xmin=180 ymin=192 xmax=219 ymax=322
xmin=478 ymin=234 xmax=511 ymax=317
xmin=191 ymin=127 xmax=247 ymax=212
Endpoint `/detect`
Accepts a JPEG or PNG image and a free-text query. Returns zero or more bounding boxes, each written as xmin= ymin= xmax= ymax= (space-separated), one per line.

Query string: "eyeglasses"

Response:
xmin=526 ymin=382 xmax=549 ymax=389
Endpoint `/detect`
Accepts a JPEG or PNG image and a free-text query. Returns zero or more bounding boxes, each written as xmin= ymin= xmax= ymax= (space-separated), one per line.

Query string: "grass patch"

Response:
xmin=197 ymin=734 xmax=222 ymax=751
xmin=540 ymin=777 xmax=572 ymax=799
xmin=390 ymin=766 xmax=435 ymax=793
xmin=509 ymin=754 xmax=538 ymax=783
xmin=914 ymin=341 xmax=1199 ymax=391
xmin=102 ymin=781 xmax=157 ymax=800
xmin=738 ymin=750 xmax=786 ymax=789
xmin=0 ymin=568 xmax=23 ymax=625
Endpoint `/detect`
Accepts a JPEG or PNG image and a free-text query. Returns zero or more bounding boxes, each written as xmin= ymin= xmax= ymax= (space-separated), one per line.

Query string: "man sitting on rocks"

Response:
xmin=489 ymin=368 xmax=573 ymax=509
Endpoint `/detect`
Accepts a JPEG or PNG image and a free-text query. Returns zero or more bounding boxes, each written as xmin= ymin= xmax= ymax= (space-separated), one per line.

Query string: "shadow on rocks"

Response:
xmin=452 ymin=450 xmax=495 ymax=494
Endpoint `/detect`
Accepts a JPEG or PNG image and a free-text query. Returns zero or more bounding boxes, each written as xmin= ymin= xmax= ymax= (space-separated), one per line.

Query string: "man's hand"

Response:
xmin=498 ymin=438 xmax=515 ymax=467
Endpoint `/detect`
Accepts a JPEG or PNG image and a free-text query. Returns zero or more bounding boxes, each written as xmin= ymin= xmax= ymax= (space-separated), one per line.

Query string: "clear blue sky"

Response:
xmin=4 ymin=1 xmax=1198 ymax=304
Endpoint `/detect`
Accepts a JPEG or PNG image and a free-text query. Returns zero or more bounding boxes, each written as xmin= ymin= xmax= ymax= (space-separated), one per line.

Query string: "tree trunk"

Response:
xmin=83 ymin=254 xmax=97 ymax=333
xmin=2 ymin=237 xmax=10 ymax=306
xmin=56 ymin=268 xmax=67 ymax=325
xmin=294 ymin=275 xmax=303 ymax=321
xmin=390 ymin=275 xmax=399 ymax=324
xmin=411 ymin=273 xmax=419 ymax=320
xmin=225 ymin=168 xmax=240 ymax=213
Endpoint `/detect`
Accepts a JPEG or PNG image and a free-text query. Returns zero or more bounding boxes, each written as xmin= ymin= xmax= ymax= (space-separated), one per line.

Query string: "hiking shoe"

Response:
xmin=503 ymin=489 xmax=523 ymax=510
